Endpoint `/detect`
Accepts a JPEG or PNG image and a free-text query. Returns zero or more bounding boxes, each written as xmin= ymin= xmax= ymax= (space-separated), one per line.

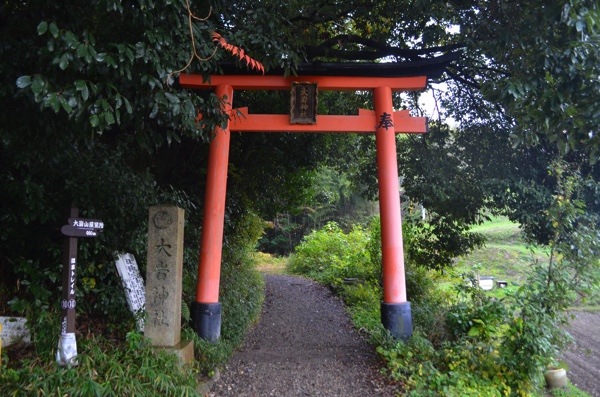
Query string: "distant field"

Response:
xmin=253 ymin=252 xmax=287 ymax=274
xmin=453 ymin=217 xmax=543 ymax=286
xmin=453 ymin=216 xmax=599 ymax=307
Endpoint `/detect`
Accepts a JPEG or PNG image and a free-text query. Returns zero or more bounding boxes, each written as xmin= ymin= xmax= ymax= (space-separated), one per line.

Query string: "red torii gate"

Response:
xmin=178 ymin=59 xmax=452 ymax=341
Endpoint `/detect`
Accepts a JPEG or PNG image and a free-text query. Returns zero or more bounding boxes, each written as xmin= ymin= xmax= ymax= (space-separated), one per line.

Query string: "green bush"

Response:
xmin=378 ymin=161 xmax=600 ymax=396
xmin=185 ymin=210 xmax=265 ymax=374
xmin=343 ymin=281 xmax=385 ymax=337
xmin=445 ymin=276 xmax=509 ymax=343
xmin=0 ymin=332 xmax=201 ymax=397
xmin=288 ymin=222 xmax=376 ymax=286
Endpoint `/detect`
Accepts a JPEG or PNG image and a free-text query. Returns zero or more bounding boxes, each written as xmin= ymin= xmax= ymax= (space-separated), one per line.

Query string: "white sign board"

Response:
xmin=0 ymin=317 xmax=31 ymax=347
xmin=115 ymin=253 xmax=146 ymax=331
xmin=479 ymin=276 xmax=495 ymax=291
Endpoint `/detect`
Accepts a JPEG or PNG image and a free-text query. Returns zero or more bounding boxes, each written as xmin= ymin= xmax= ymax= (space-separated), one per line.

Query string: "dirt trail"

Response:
xmin=561 ymin=311 xmax=600 ymax=397
xmin=208 ymin=274 xmax=396 ymax=397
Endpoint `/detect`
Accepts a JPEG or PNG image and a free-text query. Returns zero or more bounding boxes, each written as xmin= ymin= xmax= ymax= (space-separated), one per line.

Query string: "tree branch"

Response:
xmin=304 ymin=35 xmax=464 ymax=61
xmin=446 ymin=67 xmax=481 ymax=90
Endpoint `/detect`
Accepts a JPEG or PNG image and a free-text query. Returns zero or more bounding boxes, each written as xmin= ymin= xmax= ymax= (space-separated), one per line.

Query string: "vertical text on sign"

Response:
xmin=145 ymin=205 xmax=185 ymax=347
xmin=114 ymin=253 xmax=146 ymax=331
xmin=290 ymin=82 xmax=317 ymax=124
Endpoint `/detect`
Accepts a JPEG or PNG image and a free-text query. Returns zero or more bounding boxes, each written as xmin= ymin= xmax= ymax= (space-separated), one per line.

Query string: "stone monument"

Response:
xmin=145 ymin=205 xmax=193 ymax=364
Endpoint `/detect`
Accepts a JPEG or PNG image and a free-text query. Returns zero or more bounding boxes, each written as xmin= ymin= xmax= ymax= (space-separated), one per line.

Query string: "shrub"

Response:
xmin=380 ymin=161 xmax=600 ymax=396
xmin=0 ymin=332 xmax=201 ymax=397
xmin=185 ymin=210 xmax=265 ymax=373
xmin=288 ymin=222 xmax=376 ymax=286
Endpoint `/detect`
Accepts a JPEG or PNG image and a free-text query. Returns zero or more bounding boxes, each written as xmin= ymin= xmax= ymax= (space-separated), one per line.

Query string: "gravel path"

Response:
xmin=205 ymin=273 xmax=600 ymax=397
xmin=208 ymin=274 xmax=396 ymax=397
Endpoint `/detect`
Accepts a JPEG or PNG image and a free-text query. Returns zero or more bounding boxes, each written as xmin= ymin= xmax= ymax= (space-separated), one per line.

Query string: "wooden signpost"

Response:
xmin=57 ymin=207 xmax=103 ymax=366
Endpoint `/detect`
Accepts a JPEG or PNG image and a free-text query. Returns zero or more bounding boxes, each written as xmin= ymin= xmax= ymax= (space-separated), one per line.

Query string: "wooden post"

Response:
xmin=57 ymin=207 xmax=79 ymax=366
xmin=57 ymin=208 xmax=104 ymax=365
xmin=191 ymin=84 xmax=233 ymax=342
xmin=374 ymin=86 xmax=412 ymax=340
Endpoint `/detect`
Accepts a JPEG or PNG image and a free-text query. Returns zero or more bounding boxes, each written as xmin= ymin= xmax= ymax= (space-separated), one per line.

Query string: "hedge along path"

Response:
xmin=208 ymin=274 xmax=397 ymax=397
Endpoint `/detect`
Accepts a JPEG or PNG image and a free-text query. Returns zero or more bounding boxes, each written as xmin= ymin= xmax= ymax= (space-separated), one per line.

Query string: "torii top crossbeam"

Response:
xmin=178 ymin=56 xmax=456 ymax=134
xmin=179 ymin=73 xmax=427 ymax=91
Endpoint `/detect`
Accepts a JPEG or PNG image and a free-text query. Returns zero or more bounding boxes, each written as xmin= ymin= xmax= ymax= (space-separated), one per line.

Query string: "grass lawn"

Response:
xmin=452 ymin=216 xmax=599 ymax=307
xmin=450 ymin=216 xmax=547 ymax=296
xmin=252 ymin=252 xmax=288 ymax=274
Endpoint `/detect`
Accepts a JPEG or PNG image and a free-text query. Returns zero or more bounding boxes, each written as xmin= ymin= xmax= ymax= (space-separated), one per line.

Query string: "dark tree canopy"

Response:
xmin=210 ymin=0 xmax=600 ymax=158
xmin=5 ymin=0 xmax=599 ymax=155
xmin=1 ymin=0 xmax=599 ymax=286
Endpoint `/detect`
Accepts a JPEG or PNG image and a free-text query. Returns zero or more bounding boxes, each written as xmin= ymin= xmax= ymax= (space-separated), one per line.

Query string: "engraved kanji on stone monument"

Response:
xmin=145 ymin=205 xmax=184 ymax=347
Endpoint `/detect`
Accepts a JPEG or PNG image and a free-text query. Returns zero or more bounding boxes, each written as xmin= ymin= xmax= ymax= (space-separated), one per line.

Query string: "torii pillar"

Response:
xmin=180 ymin=72 xmax=430 ymax=342
xmin=374 ymin=86 xmax=411 ymax=339
xmin=190 ymin=84 xmax=233 ymax=341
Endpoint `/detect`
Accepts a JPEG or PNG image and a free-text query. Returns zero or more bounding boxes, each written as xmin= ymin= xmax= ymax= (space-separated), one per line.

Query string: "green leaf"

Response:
xmin=90 ymin=114 xmax=100 ymax=127
xmin=467 ymin=327 xmax=480 ymax=337
xmin=45 ymin=93 xmax=60 ymax=112
xmin=60 ymin=97 xmax=73 ymax=113
xmin=37 ymin=21 xmax=48 ymax=35
xmin=164 ymin=92 xmax=179 ymax=103
xmin=149 ymin=103 xmax=158 ymax=118
xmin=124 ymin=97 xmax=133 ymax=114
xmin=16 ymin=75 xmax=32 ymax=89
xmin=135 ymin=42 xmax=145 ymax=58
xmin=31 ymin=77 xmax=44 ymax=96
xmin=59 ymin=53 xmax=69 ymax=70
xmin=105 ymin=111 xmax=115 ymax=125
xmin=64 ymin=31 xmax=77 ymax=48
xmin=75 ymin=80 xmax=86 ymax=91
xmin=77 ymin=44 xmax=88 ymax=58
xmin=125 ymin=47 xmax=134 ymax=62
xmin=105 ymin=55 xmax=117 ymax=68
xmin=67 ymin=96 xmax=78 ymax=108
xmin=49 ymin=22 xmax=59 ymax=38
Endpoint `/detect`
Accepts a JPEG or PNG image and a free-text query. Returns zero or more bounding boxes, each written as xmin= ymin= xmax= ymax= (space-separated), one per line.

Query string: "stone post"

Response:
xmin=146 ymin=205 xmax=193 ymax=364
